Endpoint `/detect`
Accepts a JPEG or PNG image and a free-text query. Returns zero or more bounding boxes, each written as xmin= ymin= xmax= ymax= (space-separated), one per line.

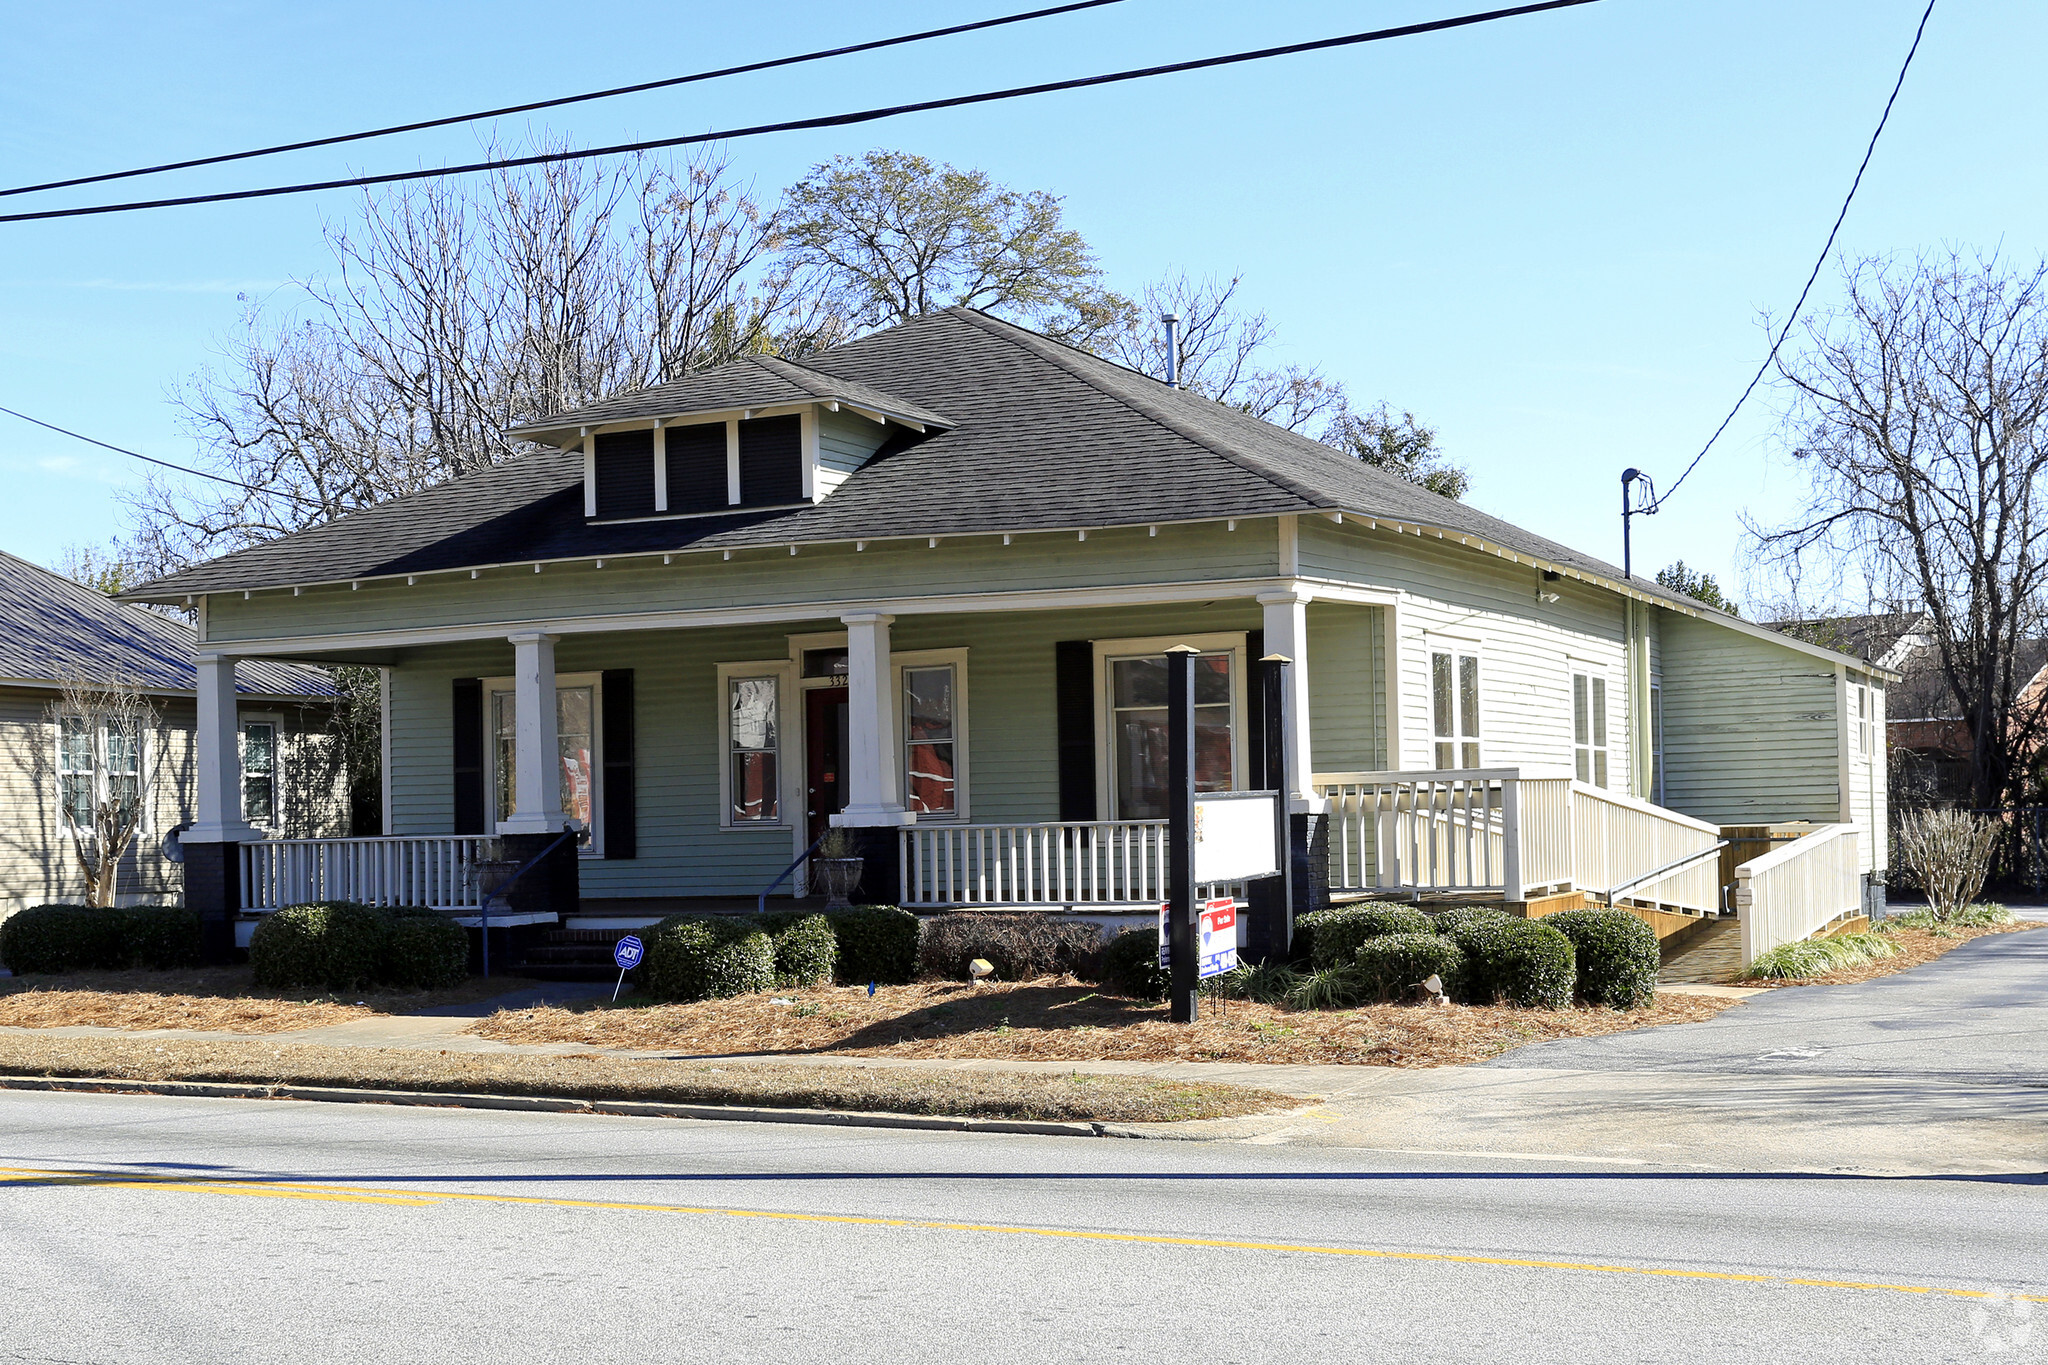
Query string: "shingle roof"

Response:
xmin=1767 ymin=611 xmax=1929 ymax=666
xmin=503 ymin=353 xmax=951 ymax=437
xmin=123 ymin=307 xmax=1735 ymax=623
xmin=0 ymin=552 xmax=335 ymax=698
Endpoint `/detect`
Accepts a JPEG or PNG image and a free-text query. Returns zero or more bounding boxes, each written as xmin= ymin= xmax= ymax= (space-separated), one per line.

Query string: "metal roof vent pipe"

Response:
xmin=1162 ymin=312 xmax=1181 ymax=388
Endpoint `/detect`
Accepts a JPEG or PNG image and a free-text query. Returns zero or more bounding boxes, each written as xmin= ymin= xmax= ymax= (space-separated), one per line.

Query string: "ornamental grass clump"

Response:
xmin=1743 ymin=932 xmax=1901 ymax=980
xmin=1203 ymin=960 xmax=1300 ymax=1004
xmin=1352 ymin=932 xmax=1465 ymax=1003
xmin=1542 ymin=909 xmax=1661 ymax=1009
xmin=1878 ymin=902 xmax=2013 ymax=932
xmin=1895 ymin=808 xmax=1999 ymax=922
xmin=1283 ymin=965 xmax=1368 ymax=1011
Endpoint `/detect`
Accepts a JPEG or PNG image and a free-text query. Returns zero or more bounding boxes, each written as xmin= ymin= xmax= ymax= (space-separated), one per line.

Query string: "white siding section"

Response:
xmin=816 ymin=408 xmax=890 ymax=476
xmin=1306 ymin=602 xmax=1386 ymax=771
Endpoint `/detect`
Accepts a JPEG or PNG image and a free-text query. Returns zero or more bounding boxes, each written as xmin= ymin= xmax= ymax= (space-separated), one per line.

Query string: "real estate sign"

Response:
xmin=1159 ymin=897 xmax=1241 ymax=979
xmin=1191 ymin=791 xmax=1282 ymax=883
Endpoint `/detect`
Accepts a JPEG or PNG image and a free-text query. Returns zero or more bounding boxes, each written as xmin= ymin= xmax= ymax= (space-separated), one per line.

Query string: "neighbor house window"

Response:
xmin=1854 ymin=683 xmax=1877 ymax=758
xmin=1107 ymin=651 xmax=1234 ymax=820
xmin=1432 ymin=649 xmax=1481 ymax=769
xmin=903 ymin=665 xmax=957 ymax=816
xmin=728 ymin=675 xmax=781 ymax=823
xmin=241 ymin=720 xmax=277 ymax=826
xmin=1573 ymin=670 xmax=1608 ymax=787
xmin=57 ymin=717 xmax=144 ymax=831
xmin=486 ymin=677 xmax=601 ymax=851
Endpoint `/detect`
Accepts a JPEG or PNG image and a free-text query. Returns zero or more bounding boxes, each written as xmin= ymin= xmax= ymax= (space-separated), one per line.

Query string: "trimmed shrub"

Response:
xmin=638 ymin=915 xmax=776 ymax=1002
xmin=119 ymin=905 xmax=202 ymax=971
xmin=1296 ymin=904 xmax=1434 ymax=968
xmin=756 ymin=911 xmax=838 ymax=987
xmin=917 ymin=912 xmax=1104 ymax=982
xmin=1543 ymin=909 xmax=1661 ymax=1009
xmin=1423 ymin=904 xmax=1511 ymax=937
xmin=1451 ymin=917 xmax=1576 ymax=1009
xmin=1353 ymin=932 xmax=1466 ymax=1003
xmin=250 ymin=902 xmax=387 ymax=991
xmin=0 ymin=905 xmax=125 ymax=974
xmin=826 ymin=905 xmax=921 ymax=986
xmin=1103 ymin=927 xmax=1168 ymax=1000
xmin=373 ymin=907 xmax=468 ymax=991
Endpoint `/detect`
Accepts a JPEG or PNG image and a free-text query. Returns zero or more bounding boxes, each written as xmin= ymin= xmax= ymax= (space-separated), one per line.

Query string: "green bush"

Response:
xmin=638 ymin=915 xmax=776 ymax=1002
xmin=1353 ymin=933 xmax=1466 ymax=1003
xmin=756 ymin=911 xmax=838 ymax=987
xmin=826 ymin=905 xmax=921 ymax=985
xmin=1423 ymin=905 xmax=1512 ymax=937
xmin=1542 ymin=909 xmax=1661 ymax=1009
xmin=1296 ymin=904 xmax=1435 ymax=968
xmin=249 ymin=902 xmax=388 ymax=991
xmin=117 ymin=904 xmax=202 ymax=970
xmin=373 ymin=907 xmax=468 ymax=990
xmin=1102 ymin=927 xmax=1168 ymax=1000
xmin=1451 ymin=917 xmax=1576 ymax=1009
xmin=0 ymin=905 xmax=123 ymax=974
xmin=1744 ymin=932 xmax=1900 ymax=980
xmin=917 ymin=912 xmax=1104 ymax=981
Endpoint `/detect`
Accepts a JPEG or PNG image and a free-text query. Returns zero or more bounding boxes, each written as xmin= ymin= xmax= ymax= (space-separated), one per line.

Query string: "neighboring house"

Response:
xmin=0 ymin=551 xmax=344 ymax=915
xmin=122 ymin=308 xmax=1893 ymax=962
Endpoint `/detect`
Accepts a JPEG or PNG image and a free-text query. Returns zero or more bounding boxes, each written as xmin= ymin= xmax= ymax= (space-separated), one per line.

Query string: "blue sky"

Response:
xmin=1 ymin=0 xmax=2039 ymax=609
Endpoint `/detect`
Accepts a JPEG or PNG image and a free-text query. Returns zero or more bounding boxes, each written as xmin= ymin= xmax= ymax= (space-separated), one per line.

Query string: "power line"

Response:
xmin=1654 ymin=0 xmax=1937 ymax=510
xmin=0 ymin=404 xmax=327 ymax=509
xmin=0 ymin=0 xmax=1127 ymax=202
xmin=0 ymin=0 xmax=1601 ymax=226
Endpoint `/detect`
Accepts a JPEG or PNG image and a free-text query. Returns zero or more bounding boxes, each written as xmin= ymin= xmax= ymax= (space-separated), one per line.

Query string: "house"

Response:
xmin=0 ymin=550 xmax=344 ymax=916
xmin=120 ymin=307 xmax=1895 ymax=965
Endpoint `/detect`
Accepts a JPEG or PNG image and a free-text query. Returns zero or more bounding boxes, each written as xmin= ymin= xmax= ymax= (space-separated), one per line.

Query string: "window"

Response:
xmin=1854 ymin=683 xmax=1877 ymax=758
xmin=485 ymin=676 xmax=601 ymax=851
xmin=1106 ymin=651 xmax=1235 ymax=820
xmin=241 ymin=720 xmax=277 ymax=826
xmin=1431 ymin=648 xmax=1481 ymax=769
xmin=728 ymin=675 xmax=781 ymax=823
xmin=903 ymin=665 xmax=957 ymax=816
xmin=56 ymin=717 xmax=145 ymax=833
xmin=1573 ymin=670 xmax=1608 ymax=787
xmin=1650 ymin=683 xmax=1664 ymax=805
xmin=57 ymin=717 xmax=94 ymax=829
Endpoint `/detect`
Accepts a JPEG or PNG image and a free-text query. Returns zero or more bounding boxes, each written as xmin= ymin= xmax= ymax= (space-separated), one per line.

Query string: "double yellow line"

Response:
xmin=2 ymin=1164 xmax=2040 ymax=1306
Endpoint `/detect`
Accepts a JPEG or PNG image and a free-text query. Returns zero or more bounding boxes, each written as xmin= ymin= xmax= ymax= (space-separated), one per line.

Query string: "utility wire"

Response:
xmin=0 ymin=0 xmax=1600 ymax=225
xmin=1654 ymin=0 xmax=1937 ymax=509
xmin=0 ymin=0 xmax=1127 ymax=202
xmin=0 ymin=404 xmax=327 ymax=509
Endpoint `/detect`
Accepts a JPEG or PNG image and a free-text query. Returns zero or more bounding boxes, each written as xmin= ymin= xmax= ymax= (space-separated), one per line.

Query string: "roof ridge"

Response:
xmin=945 ymin=308 xmax=1328 ymax=511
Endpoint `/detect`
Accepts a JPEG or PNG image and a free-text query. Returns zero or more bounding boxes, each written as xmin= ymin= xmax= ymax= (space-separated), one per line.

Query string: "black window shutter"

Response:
xmin=452 ymin=679 xmax=484 ymax=835
xmin=592 ymin=430 xmax=656 ymax=520
xmin=1245 ymin=629 xmax=1268 ymax=789
xmin=602 ymin=669 xmax=636 ymax=859
xmin=665 ymin=422 xmax=728 ymax=514
xmin=738 ymin=415 xmax=804 ymax=506
xmin=1055 ymin=640 xmax=1096 ymax=821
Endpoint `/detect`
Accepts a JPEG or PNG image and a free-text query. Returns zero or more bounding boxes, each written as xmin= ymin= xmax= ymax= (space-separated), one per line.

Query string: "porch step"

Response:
xmin=500 ymin=927 xmax=640 ymax=981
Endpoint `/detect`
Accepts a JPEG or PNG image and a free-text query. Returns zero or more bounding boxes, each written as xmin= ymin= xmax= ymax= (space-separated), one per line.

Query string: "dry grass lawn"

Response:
xmin=0 ymin=967 xmax=537 ymax=1034
xmin=0 ymin=1035 xmax=1287 ymax=1124
xmin=1742 ymin=920 xmax=2041 ymax=989
xmin=473 ymin=978 xmax=1736 ymax=1067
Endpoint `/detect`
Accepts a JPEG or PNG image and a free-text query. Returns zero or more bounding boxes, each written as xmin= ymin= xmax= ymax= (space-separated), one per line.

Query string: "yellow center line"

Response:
xmin=2 ymin=1164 xmax=2039 ymax=1305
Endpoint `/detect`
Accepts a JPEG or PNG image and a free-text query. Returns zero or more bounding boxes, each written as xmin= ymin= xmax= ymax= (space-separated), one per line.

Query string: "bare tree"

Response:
xmin=46 ymin=672 xmax=166 ymax=907
xmin=1750 ymin=251 xmax=2048 ymax=808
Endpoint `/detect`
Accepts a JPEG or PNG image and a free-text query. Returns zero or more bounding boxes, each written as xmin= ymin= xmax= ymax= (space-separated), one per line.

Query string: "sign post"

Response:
xmin=1165 ymin=646 xmax=1201 ymax=1023
xmin=611 ymin=934 xmax=645 ymax=1002
xmin=1262 ymin=653 xmax=1296 ymax=961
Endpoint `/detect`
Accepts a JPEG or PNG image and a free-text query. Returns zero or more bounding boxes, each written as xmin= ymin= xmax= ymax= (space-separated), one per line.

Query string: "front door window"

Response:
xmin=1109 ymin=653 xmax=1233 ymax=820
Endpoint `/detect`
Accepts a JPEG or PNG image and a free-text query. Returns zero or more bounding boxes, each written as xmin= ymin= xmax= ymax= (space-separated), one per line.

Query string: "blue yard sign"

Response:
xmin=611 ymin=934 xmax=645 ymax=1001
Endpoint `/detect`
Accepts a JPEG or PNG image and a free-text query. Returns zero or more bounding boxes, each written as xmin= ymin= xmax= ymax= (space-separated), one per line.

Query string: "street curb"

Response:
xmin=0 ymin=1074 xmax=1112 ymax=1138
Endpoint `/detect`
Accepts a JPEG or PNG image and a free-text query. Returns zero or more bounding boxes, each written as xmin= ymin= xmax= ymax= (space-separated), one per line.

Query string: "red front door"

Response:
xmin=806 ymin=686 xmax=850 ymax=845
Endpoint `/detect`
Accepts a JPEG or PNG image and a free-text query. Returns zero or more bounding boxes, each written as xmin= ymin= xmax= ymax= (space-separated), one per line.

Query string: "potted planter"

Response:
xmin=811 ymin=856 xmax=865 ymax=911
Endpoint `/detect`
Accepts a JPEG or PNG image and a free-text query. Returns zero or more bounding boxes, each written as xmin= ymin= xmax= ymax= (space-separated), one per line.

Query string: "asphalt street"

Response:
xmin=0 ymin=1089 xmax=2042 ymax=1363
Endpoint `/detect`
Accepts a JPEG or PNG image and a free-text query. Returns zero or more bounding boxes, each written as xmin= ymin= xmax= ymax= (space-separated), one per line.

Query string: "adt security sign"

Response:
xmin=611 ymin=934 xmax=645 ymax=1001
xmin=1157 ymin=898 xmax=1239 ymax=980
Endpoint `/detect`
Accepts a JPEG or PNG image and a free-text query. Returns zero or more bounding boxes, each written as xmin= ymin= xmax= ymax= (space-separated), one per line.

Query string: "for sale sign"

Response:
xmin=1158 ymin=897 xmax=1241 ymax=979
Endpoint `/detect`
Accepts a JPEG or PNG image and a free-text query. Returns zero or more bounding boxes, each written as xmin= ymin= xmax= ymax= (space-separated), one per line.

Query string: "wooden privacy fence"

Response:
xmin=1733 ymin=823 xmax=1864 ymax=966
xmin=240 ymin=836 xmax=489 ymax=912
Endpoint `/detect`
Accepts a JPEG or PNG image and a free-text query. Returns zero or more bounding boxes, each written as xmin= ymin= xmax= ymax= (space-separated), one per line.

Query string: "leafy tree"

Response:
xmin=1656 ymin=561 xmax=1740 ymax=615
xmin=1321 ymin=402 xmax=1469 ymax=500
xmin=778 ymin=150 xmax=1122 ymax=345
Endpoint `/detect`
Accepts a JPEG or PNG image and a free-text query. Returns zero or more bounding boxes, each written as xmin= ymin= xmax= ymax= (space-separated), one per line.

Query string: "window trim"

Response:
xmin=1649 ymin=682 xmax=1664 ymax=806
xmin=895 ymin=647 xmax=970 ymax=823
xmin=1427 ymin=642 xmax=1484 ymax=772
xmin=54 ymin=714 xmax=152 ymax=839
xmin=1570 ymin=664 xmax=1611 ymax=789
xmin=240 ymin=711 xmax=283 ymax=831
xmin=717 ymin=659 xmax=797 ymax=831
xmin=479 ymin=670 xmax=606 ymax=856
xmin=1091 ymin=632 xmax=1249 ymax=822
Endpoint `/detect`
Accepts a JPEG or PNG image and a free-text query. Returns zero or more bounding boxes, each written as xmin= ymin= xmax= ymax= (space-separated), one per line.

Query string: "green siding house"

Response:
xmin=126 ymin=308 xmax=1892 ymax=966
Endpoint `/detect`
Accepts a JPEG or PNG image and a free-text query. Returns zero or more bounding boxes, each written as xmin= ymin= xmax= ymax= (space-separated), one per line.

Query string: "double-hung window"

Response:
xmin=1431 ymin=648 xmax=1481 ymax=769
xmin=1853 ymin=683 xmax=1877 ymax=758
xmin=241 ymin=720 xmax=278 ymax=826
xmin=57 ymin=717 xmax=95 ymax=829
xmin=902 ymin=664 xmax=958 ymax=817
xmin=57 ymin=717 xmax=145 ymax=833
xmin=1102 ymin=645 xmax=1238 ymax=821
xmin=727 ymin=674 xmax=782 ymax=824
xmin=484 ymin=675 xmax=602 ymax=852
xmin=1573 ymin=669 xmax=1609 ymax=786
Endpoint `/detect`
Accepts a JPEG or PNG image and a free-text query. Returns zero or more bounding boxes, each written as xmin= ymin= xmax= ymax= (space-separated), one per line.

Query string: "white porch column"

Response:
xmin=1258 ymin=587 xmax=1318 ymax=809
xmin=839 ymin=611 xmax=911 ymax=826
xmin=188 ymin=653 xmax=262 ymax=844
xmin=497 ymin=632 xmax=569 ymax=834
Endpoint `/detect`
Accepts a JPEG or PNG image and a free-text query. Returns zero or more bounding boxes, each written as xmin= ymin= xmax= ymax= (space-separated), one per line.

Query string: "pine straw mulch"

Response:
xmin=1738 ymin=920 xmax=2044 ymax=990
xmin=471 ymin=979 xmax=1737 ymax=1068
xmin=0 ymin=1036 xmax=1286 ymax=1124
xmin=0 ymin=968 xmax=541 ymax=1034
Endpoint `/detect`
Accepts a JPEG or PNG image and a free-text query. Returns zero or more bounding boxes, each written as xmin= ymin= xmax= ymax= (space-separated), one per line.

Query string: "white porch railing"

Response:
xmin=1734 ymin=823 xmax=1864 ymax=966
xmin=902 ymin=821 xmax=1169 ymax=907
xmin=240 ymin=836 xmax=490 ymax=913
xmin=1314 ymin=769 xmax=1724 ymax=913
